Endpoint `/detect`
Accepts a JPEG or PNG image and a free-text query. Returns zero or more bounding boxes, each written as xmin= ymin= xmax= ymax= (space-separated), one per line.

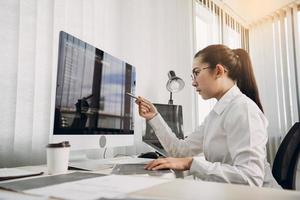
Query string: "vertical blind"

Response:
xmin=249 ymin=3 xmax=300 ymax=163
xmin=194 ymin=0 xmax=300 ymax=164
xmin=0 ymin=0 xmax=54 ymax=167
xmin=0 ymin=0 xmax=195 ymax=167
xmin=195 ymin=0 xmax=249 ymax=50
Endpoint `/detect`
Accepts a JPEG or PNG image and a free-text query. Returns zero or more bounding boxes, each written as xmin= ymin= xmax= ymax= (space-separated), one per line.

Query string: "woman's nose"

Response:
xmin=192 ymin=79 xmax=197 ymax=87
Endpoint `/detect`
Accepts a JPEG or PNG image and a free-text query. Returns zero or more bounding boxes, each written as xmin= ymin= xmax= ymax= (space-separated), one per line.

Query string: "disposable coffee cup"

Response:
xmin=46 ymin=141 xmax=70 ymax=175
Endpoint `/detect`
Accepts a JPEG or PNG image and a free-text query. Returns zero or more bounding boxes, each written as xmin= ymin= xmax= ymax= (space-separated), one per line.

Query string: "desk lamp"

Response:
xmin=166 ymin=70 xmax=185 ymax=104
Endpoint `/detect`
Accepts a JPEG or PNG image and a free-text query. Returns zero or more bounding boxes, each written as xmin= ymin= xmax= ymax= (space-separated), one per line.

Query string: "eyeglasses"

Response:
xmin=191 ymin=66 xmax=210 ymax=80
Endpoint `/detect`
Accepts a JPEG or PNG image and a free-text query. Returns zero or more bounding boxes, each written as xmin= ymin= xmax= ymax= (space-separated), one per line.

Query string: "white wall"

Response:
xmin=0 ymin=0 xmax=194 ymax=166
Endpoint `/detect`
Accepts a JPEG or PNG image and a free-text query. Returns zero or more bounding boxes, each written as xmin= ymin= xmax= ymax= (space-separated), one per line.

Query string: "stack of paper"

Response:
xmin=0 ymin=168 xmax=43 ymax=181
xmin=24 ymin=175 xmax=171 ymax=200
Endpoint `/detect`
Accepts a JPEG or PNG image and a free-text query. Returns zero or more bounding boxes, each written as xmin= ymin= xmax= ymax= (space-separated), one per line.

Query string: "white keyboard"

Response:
xmin=69 ymin=156 xmax=153 ymax=171
xmin=105 ymin=157 xmax=154 ymax=164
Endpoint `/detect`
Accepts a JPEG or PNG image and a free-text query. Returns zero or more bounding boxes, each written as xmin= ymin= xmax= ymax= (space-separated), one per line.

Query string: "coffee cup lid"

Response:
xmin=47 ymin=141 xmax=70 ymax=148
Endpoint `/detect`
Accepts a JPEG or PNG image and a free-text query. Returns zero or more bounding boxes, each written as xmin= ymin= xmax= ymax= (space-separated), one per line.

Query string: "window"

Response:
xmin=194 ymin=1 xmax=220 ymax=125
xmin=193 ymin=0 xmax=248 ymax=126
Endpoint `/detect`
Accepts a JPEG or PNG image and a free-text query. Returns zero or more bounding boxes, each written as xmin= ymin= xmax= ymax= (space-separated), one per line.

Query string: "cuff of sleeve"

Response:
xmin=147 ymin=114 xmax=165 ymax=132
xmin=190 ymin=156 xmax=211 ymax=179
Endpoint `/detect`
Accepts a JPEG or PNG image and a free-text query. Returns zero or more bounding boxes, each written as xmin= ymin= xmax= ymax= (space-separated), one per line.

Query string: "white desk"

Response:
xmin=130 ymin=179 xmax=300 ymax=200
xmin=1 ymin=163 xmax=300 ymax=200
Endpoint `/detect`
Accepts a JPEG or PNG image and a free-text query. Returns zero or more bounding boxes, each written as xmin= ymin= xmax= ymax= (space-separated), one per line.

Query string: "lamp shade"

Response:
xmin=166 ymin=71 xmax=185 ymax=93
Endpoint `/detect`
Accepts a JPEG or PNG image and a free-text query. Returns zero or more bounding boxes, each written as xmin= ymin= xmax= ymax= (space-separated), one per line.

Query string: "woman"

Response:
xmin=136 ymin=44 xmax=280 ymax=188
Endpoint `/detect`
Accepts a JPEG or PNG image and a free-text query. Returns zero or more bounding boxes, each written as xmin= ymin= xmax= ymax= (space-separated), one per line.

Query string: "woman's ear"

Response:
xmin=215 ymin=64 xmax=226 ymax=78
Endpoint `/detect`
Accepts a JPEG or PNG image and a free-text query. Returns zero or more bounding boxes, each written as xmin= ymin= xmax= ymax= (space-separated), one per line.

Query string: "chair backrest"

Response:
xmin=143 ymin=103 xmax=184 ymax=156
xmin=272 ymin=122 xmax=300 ymax=190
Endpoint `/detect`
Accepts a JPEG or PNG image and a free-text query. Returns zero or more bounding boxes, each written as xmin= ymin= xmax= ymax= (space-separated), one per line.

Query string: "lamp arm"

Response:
xmin=168 ymin=92 xmax=173 ymax=105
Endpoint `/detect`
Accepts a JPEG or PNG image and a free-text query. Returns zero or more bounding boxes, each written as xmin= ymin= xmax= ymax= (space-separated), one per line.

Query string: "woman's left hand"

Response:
xmin=145 ymin=157 xmax=193 ymax=171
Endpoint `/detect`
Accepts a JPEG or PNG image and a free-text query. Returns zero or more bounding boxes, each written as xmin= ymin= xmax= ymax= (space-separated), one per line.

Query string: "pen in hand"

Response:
xmin=126 ymin=92 xmax=138 ymax=100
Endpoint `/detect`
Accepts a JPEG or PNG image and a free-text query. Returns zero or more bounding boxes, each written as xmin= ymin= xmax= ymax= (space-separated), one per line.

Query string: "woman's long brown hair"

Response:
xmin=194 ymin=44 xmax=264 ymax=112
xmin=233 ymin=48 xmax=263 ymax=113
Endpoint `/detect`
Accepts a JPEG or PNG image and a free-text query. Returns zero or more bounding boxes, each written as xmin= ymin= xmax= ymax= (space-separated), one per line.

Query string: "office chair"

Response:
xmin=143 ymin=103 xmax=184 ymax=156
xmin=272 ymin=122 xmax=300 ymax=190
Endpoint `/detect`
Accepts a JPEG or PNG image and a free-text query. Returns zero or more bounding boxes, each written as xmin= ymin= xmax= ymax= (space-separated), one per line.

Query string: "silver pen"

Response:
xmin=126 ymin=92 xmax=138 ymax=100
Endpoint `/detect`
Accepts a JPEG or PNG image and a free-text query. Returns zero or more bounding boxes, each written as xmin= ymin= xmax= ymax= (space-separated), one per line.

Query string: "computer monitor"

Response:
xmin=142 ymin=104 xmax=184 ymax=156
xmin=49 ymin=31 xmax=136 ymax=150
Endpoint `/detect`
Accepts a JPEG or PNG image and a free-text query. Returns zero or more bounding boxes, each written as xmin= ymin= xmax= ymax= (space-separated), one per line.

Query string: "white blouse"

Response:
xmin=148 ymin=85 xmax=281 ymax=188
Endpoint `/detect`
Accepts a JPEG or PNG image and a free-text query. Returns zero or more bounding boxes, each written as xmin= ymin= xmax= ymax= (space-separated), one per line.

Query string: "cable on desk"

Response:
xmin=102 ymin=148 xmax=107 ymax=159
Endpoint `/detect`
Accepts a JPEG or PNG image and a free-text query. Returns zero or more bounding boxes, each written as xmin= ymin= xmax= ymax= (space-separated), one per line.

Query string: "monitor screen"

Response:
xmin=143 ymin=104 xmax=184 ymax=156
xmin=50 ymin=31 xmax=136 ymax=149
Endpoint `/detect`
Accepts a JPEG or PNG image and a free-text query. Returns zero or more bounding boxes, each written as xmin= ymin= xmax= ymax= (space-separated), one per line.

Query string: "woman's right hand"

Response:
xmin=135 ymin=97 xmax=158 ymax=120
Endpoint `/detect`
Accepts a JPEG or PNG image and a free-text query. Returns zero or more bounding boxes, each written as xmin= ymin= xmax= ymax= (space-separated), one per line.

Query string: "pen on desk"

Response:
xmin=126 ymin=92 xmax=138 ymax=100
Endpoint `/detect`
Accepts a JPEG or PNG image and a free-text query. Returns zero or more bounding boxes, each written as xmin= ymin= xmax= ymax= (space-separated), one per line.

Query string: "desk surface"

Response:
xmin=1 ymin=162 xmax=300 ymax=200
xmin=130 ymin=179 xmax=300 ymax=200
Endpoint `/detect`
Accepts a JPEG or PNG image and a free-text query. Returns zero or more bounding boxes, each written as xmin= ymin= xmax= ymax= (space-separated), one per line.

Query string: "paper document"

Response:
xmin=25 ymin=175 xmax=171 ymax=200
xmin=0 ymin=168 xmax=43 ymax=181
xmin=0 ymin=190 xmax=47 ymax=200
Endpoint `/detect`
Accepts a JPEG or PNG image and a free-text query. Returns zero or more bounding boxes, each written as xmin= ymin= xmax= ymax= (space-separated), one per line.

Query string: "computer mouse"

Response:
xmin=138 ymin=152 xmax=159 ymax=159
